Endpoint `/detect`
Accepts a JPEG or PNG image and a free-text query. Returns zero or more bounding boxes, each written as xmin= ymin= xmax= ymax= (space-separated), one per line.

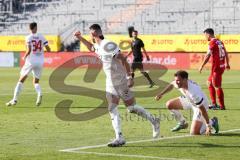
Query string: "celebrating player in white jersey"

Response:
xmin=74 ymin=24 xmax=160 ymax=147
xmin=155 ymin=70 xmax=219 ymax=135
xmin=6 ymin=22 xmax=51 ymax=107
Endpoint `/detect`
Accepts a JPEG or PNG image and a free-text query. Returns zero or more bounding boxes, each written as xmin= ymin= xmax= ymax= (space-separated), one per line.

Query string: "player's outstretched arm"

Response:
xmin=199 ymin=105 xmax=211 ymax=136
xmin=155 ymin=83 xmax=174 ymax=101
xmin=74 ymin=31 xmax=94 ymax=52
xmin=199 ymin=52 xmax=211 ymax=73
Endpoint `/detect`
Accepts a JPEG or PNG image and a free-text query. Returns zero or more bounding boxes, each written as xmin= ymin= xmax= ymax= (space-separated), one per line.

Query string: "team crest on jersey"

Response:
xmin=103 ymin=42 xmax=117 ymax=53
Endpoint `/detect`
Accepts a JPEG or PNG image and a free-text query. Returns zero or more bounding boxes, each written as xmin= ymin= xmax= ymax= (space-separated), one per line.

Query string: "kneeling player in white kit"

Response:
xmin=74 ymin=24 xmax=160 ymax=147
xmin=6 ymin=22 xmax=51 ymax=106
xmin=155 ymin=70 xmax=219 ymax=135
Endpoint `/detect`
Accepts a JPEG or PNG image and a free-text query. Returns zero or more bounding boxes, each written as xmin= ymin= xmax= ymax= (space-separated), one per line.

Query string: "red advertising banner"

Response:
xmin=20 ymin=52 xmax=240 ymax=70
xmin=20 ymin=52 xmax=190 ymax=69
xmin=126 ymin=52 xmax=190 ymax=69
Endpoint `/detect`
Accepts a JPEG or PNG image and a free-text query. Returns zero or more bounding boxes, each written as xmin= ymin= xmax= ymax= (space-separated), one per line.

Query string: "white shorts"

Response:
xmin=106 ymin=82 xmax=134 ymax=102
xmin=179 ymin=96 xmax=209 ymax=122
xmin=20 ymin=62 xmax=43 ymax=79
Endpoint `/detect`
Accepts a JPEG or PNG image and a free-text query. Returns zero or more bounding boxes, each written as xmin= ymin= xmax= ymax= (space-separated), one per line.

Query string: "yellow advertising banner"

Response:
xmin=0 ymin=35 xmax=61 ymax=52
xmin=81 ymin=34 xmax=240 ymax=52
xmin=190 ymin=53 xmax=240 ymax=70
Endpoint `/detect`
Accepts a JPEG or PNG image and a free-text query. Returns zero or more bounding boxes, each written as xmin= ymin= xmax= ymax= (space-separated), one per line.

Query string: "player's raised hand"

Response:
xmin=74 ymin=31 xmax=82 ymax=39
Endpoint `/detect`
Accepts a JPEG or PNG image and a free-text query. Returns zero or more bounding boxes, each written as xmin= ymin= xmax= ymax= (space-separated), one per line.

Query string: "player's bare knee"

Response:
xmin=214 ymin=85 xmax=221 ymax=89
xmin=108 ymin=103 xmax=118 ymax=112
xmin=127 ymin=105 xmax=135 ymax=113
xmin=190 ymin=131 xmax=200 ymax=135
xmin=19 ymin=75 xmax=27 ymax=83
xmin=34 ymin=79 xmax=40 ymax=84
xmin=212 ymin=83 xmax=220 ymax=89
xmin=166 ymin=100 xmax=174 ymax=110
xmin=124 ymin=98 xmax=135 ymax=107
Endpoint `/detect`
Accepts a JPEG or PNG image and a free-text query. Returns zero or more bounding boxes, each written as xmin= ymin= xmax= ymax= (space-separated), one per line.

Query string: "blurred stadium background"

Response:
xmin=1 ymin=1 xmax=240 ymax=159
xmin=0 ymin=0 xmax=240 ymax=52
xmin=0 ymin=0 xmax=240 ymax=70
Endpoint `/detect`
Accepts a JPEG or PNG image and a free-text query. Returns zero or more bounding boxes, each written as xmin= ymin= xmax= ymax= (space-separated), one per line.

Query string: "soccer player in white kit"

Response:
xmin=6 ymin=22 xmax=51 ymax=106
xmin=74 ymin=24 xmax=160 ymax=147
xmin=155 ymin=70 xmax=219 ymax=135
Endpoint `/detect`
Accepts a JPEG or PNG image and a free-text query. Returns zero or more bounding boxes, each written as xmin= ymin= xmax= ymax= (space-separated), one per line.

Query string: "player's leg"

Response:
xmin=32 ymin=65 xmax=43 ymax=106
xmin=33 ymin=78 xmax=42 ymax=106
xmin=131 ymin=62 xmax=137 ymax=78
xmin=6 ymin=64 xmax=31 ymax=106
xmin=166 ymin=96 xmax=188 ymax=132
xmin=106 ymin=91 xmax=125 ymax=147
xmin=118 ymin=84 xmax=160 ymax=138
xmin=191 ymin=107 xmax=219 ymax=135
xmin=139 ymin=63 xmax=155 ymax=88
xmin=207 ymin=73 xmax=217 ymax=109
xmin=213 ymin=70 xmax=225 ymax=110
xmin=190 ymin=106 xmax=207 ymax=135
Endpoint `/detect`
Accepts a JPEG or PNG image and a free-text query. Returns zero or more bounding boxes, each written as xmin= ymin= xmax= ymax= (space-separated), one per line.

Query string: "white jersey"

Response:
xmin=93 ymin=39 xmax=127 ymax=86
xmin=25 ymin=33 xmax=48 ymax=65
xmin=171 ymin=80 xmax=208 ymax=108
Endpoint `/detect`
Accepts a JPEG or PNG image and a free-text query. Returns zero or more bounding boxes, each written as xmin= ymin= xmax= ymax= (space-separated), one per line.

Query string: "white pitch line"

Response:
xmin=60 ymin=128 xmax=240 ymax=152
xmin=60 ymin=134 xmax=191 ymax=152
xmin=68 ymin=151 xmax=193 ymax=160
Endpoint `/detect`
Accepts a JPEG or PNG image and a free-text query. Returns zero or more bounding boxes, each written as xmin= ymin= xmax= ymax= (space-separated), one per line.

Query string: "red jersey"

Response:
xmin=208 ymin=38 xmax=226 ymax=72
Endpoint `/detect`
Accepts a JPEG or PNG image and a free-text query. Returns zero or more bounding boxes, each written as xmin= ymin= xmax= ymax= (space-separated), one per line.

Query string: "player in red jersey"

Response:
xmin=199 ymin=28 xmax=230 ymax=110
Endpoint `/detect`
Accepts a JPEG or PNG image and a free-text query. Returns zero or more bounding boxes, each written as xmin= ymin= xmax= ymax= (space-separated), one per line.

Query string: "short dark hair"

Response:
xmin=174 ymin=70 xmax=188 ymax=79
xmin=29 ymin=22 xmax=37 ymax=30
xmin=89 ymin=24 xmax=102 ymax=32
xmin=204 ymin=28 xmax=214 ymax=35
xmin=89 ymin=24 xmax=104 ymax=39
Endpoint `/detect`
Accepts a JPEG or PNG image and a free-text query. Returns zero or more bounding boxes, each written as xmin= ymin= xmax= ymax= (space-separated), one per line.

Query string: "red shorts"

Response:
xmin=208 ymin=69 xmax=224 ymax=87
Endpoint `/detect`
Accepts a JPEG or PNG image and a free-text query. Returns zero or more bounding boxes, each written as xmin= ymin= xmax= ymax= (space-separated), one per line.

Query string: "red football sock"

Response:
xmin=217 ymin=88 xmax=225 ymax=108
xmin=208 ymin=84 xmax=216 ymax=105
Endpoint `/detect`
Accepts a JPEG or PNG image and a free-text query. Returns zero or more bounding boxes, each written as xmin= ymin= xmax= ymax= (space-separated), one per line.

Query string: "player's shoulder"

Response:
xmin=36 ymin=33 xmax=45 ymax=39
xmin=188 ymin=80 xmax=202 ymax=93
xmin=137 ymin=37 xmax=143 ymax=42
xmin=26 ymin=33 xmax=33 ymax=39
xmin=209 ymin=39 xmax=216 ymax=45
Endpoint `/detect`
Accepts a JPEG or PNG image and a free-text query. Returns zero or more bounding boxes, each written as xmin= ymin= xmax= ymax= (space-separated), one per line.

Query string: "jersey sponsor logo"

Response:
xmin=103 ymin=42 xmax=118 ymax=53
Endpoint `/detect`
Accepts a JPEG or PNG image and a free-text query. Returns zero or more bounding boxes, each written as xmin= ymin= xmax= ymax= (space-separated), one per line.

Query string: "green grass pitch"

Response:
xmin=0 ymin=67 xmax=240 ymax=160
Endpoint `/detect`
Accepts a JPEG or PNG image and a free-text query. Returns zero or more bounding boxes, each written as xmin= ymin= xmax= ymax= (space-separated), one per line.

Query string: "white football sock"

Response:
xmin=34 ymin=83 xmax=42 ymax=97
xmin=128 ymin=104 xmax=155 ymax=124
xmin=170 ymin=109 xmax=186 ymax=124
xmin=109 ymin=105 xmax=122 ymax=139
xmin=13 ymin=82 xmax=23 ymax=101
